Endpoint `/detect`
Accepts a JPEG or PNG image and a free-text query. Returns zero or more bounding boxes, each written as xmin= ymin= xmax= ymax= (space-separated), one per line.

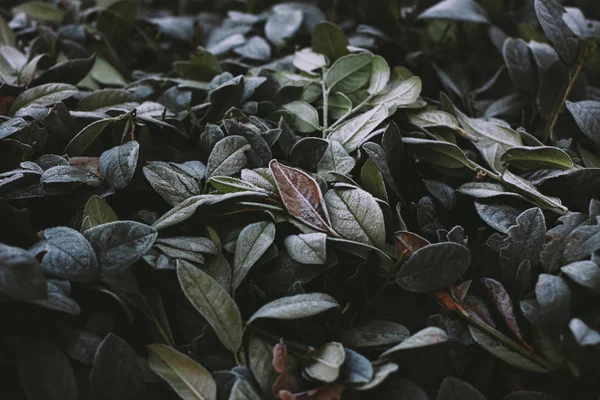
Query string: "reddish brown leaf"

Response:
xmin=269 ymin=159 xmax=336 ymax=235
xmin=463 ymin=294 xmax=496 ymax=327
xmin=69 ymin=157 xmax=101 ymax=175
xmin=434 ymin=289 xmax=461 ymax=311
xmin=394 ymin=231 xmax=430 ymax=259
xmin=272 ymin=341 xmax=303 ymax=397
xmin=273 ymin=341 xmax=287 ymax=374
xmin=480 ymin=277 xmax=532 ymax=350
xmin=307 ymin=384 xmax=345 ymax=400
xmin=0 ymin=96 xmax=14 ymax=115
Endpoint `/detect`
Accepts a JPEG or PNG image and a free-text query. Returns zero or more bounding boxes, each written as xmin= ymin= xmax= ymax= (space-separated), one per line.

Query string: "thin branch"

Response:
xmin=543 ymin=48 xmax=591 ymax=143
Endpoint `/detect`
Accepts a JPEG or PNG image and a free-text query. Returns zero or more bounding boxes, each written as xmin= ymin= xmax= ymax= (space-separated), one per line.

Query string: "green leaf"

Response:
xmin=228 ymin=378 xmax=263 ymax=400
xmin=209 ymin=176 xmax=266 ymax=194
xmin=77 ymin=89 xmax=136 ymax=112
xmin=317 ymin=140 xmax=355 ymax=180
xmin=99 ymin=141 xmax=140 ymax=190
xmin=353 ymin=362 xmax=398 ymax=391
xmin=502 ymin=170 xmax=567 ymax=213
xmin=469 ymin=326 xmax=549 ymax=373
xmin=265 ymin=7 xmax=303 ymax=46
xmin=325 ymin=185 xmax=385 ymax=247
xmin=503 ymin=38 xmax=537 ymax=92
xmin=563 ymin=224 xmax=600 ymax=263
xmin=89 ymin=56 xmax=128 ymax=86
xmin=35 ymin=227 xmax=98 ymax=283
xmin=312 ymin=21 xmax=349 ymax=62
xmin=12 ymin=1 xmax=64 ymax=23
xmin=367 ymin=56 xmax=390 ymax=95
xmin=579 ymin=142 xmax=600 ymax=168
xmin=418 ymin=0 xmax=489 ymax=23
xmin=293 ymin=48 xmax=327 ymax=73
xmin=451 ymin=100 xmax=523 ymax=172
xmin=342 ymin=348 xmax=373 ymax=384
xmin=84 ymin=221 xmax=158 ymax=276
xmin=284 ymin=232 xmax=327 ymax=264
xmin=325 ymin=53 xmax=372 ymax=94
xmin=234 ymin=36 xmax=271 ymax=61
xmin=143 ymin=162 xmax=201 ymax=207
xmin=247 ymin=293 xmax=338 ymax=324
xmin=32 ymin=54 xmax=97 ymax=86
xmin=380 ymin=327 xmax=448 ymax=360
xmin=63 ymin=118 xmax=116 ymax=156
xmin=535 ymin=0 xmax=579 ymax=65
xmin=0 ymin=243 xmax=47 ymax=301
xmin=500 ymin=146 xmax=574 ymax=170
xmin=437 ymin=378 xmax=486 ymax=400
xmin=561 ymin=261 xmax=600 ymax=295
xmin=396 ymin=242 xmax=471 ymax=292
xmin=17 ymin=342 xmax=78 ymax=400
xmin=403 ymin=137 xmax=471 ymax=169
xmin=361 ymin=158 xmax=388 ymax=202
xmin=457 ymin=182 xmax=528 ymax=201
xmin=407 ymin=106 xmax=460 ymax=130
xmin=177 ymin=260 xmax=243 ymax=352
xmin=173 ymin=47 xmax=222 ymax=81
xmin=0 ymin=118 xmax=28 ymax=141
xmin=304 ymin=342 xmax=346 ymax=383
xmin=81 ymin=195 xmax=118 ymax=231
xmin=248 ymin=333 xmax=279 ymax=398
xmin=370 ymin=76 xmax=422 ymax=108
xmin=327 ymin=104 xmax=389 ymax=153
xmin=0 ymin=16 xmax=15 ymax=46
xmin=10 ymin=83 xmax=77 ymax=115
xmin=152 ymin=192 xmax=268 ymax=231
xmin=282 ymin=101 xmax=320 ymax=133
xmin=327 ymin=92 xmax=352 ymax=120
xmin=206 ymin=136 xmax=250 ymax=179
xmin=148 ymin=343 xmax=217 ymax=400
xmin=233 ymin=221 xmax=276 ymax=289
xmin=341 ymin=320 xmax=409 ymax=348
xmin=566 ymin=101 xmax=600 ymax=148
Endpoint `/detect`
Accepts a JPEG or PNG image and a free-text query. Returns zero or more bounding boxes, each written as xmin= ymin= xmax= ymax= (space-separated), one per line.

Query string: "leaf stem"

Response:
xmin=543 ymin=48 xmax=591 ymax=143
xmin=436 ymin=290 xmax=556 ymax=372
xmin=465 ymin=159 xmax=502 ymax=182
xmin=326 ymin=94 xmax=374 ymax=133
xmin=322 ymin=71 xmax=329 ymax=134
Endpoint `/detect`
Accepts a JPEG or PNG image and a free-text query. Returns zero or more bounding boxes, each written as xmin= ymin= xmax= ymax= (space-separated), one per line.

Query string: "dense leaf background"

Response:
xmin=1 ymin=0 xmax=600 ymax=399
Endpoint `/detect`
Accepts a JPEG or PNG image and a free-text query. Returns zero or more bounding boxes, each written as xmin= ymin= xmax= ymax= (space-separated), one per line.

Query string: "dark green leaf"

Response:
xmin=85 ymin=221 xmax=158 ymax=276
xmin=312 ymin=22 xmax=349 ymax=62
xmin=233 ymin=221 xmax=276 ymax=289
xmin=325 ymin=184 xmax=385 ymax=247
xmin=17 ymin=342 xmax=78 ymax=400
xmin=0 ymin=243 xmax=47 ymax=300
xmin=89 ymin=333 xmax=146 ymax=400
xmin=247 ymin=293 xmax=338 ymax=324
xmin=436 ymin=377 xmax=486 ymax=400
xmin=535 ymin=0 xmax=579 ymax=65
xmin=396 ymin=242 xmax=471 ymax=292
xmin=148 ymin=343 xmax=217 ymax=400
xmin=10 ymin=83 xmax=77 ymax=115
xmin=34 ymin=226 xmax=97 ymax=282
xmin=100 ymin=141 xmax=139 ymax=190
xmin=177 ymin=260 xmax=243 ymax=352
